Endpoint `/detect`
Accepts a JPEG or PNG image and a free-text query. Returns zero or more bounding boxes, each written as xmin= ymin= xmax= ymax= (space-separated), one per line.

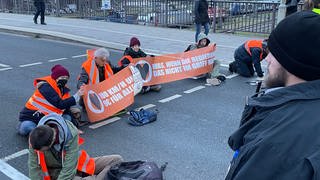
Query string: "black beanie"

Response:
xmin=268 ymin=11 xmax=320 ymax=81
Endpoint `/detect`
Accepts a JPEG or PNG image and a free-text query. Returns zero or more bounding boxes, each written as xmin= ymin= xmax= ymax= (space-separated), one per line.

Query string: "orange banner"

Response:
xmin=132 ymin=44 xmax=216 ymax=86
xmin=83 ymin=66 xmax=135 ymax=122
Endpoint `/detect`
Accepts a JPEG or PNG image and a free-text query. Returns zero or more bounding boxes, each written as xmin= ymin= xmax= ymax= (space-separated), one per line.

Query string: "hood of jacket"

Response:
xmin=38 ymin=113 xmax=73 ymax=152
xmin=197 ymin=33 xmax=210 ymax=46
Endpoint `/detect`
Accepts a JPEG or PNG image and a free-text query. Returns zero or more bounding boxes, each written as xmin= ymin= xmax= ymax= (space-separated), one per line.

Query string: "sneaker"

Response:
xmin=140 ymin=86 xmax=151 ymax=94
xmin=150 ymin=84 xmax=162 ymax=92
xmin=41 ymin=22 xmax=47 ymax=25
xmin=206 ymin=78 xmax=221 ymax=86
xmin=229 ymin=63 xmax=234 ymax=73
xmin=33 ymin=18 xmax=37 ymax=24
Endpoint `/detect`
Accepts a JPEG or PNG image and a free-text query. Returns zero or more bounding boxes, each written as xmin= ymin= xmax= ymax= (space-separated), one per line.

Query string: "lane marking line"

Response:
xmin=226 ymin=74 xmax=239 ymax=79
xmin=0 ymin=67 xmax=13 ymax=71
xmin=126 ymin=104 xmax=156 ymax=114
xmin=48 ymin=57 xmax=68 ymax=62
xmin=0 ymin=63 xmax=10 ymax=68
xmin=19 ymin=62 xmax=42 ymax=67
xmin=159 ymin=94 xmax=182 ymax=103
xmin=89 ymin=117 xmax=121 ymax=129
xmin=183 ymin=86 xmax=205 ymax=94
xmin=0 ymin=160 xmax=30 ymax=180
xmin=220 ymin=64 xmax=229 ymax=68
xmin=72 ymin=54 xmax=86 ymax=58
xmin=2 ymin=149 xmax=28 ymax=162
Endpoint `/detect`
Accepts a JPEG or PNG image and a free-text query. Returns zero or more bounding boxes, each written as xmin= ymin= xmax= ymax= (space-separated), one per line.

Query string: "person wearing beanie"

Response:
xmin=229 ymin=39 xmax=268 ymax=78
xmin=18 ymin=64 xmax=84 ymax=136
xmin=226 ymin=11 xmax=320 ymax=180
xmin=185 ymin=33 xmax=225 ymax=86
xmin=122 ymin=37 xmax=162 ymax=93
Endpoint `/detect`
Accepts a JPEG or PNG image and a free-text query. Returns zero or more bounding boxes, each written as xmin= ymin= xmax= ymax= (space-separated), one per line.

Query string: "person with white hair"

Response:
xmin=77 ymin=48 xmax=123 ymax=89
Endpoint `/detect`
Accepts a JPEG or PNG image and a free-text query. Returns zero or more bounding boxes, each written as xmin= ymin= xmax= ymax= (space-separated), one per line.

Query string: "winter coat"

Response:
xmin=123 ymin=47 xmax=147 ymax=59
xmin=234 ymin=43 xmax=264 ymax=77
xmin=19 ymin=80 xmax=76 ymax=124
xmin=195 ymin=0 xmax=210 ymax=24
xmin=226 ymin=79 xmax=320 ymax=180
xmin=185 ymin=33 xmax=211 ymax=52
xmin=28 ymin=114 xmax=79 ymax=180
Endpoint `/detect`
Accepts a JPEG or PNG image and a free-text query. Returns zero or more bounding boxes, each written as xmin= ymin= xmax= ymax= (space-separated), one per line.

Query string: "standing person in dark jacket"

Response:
xmin=226 ymin=11 xmax=320 ymax=180
xmin=33 ymin=0 xmax=46 ymax=25
xmin=122 ymin=37 xmax=161 ymax=93
xmin=229 ymin=39 xmax=268 ymax=78
xmin=18 ymin=65 xmax=84 ymax=136
xmin=194 ymin=0 xmax=210 ymax=42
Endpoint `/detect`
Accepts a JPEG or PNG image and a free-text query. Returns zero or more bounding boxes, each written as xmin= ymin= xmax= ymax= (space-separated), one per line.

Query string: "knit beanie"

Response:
xmin=130 ymin=37 xmax=140 ymax=47
xmin=51 ymin=64 xmax=70 ymax=80
xmin=268 ymin=11 xmax=320 ymax=81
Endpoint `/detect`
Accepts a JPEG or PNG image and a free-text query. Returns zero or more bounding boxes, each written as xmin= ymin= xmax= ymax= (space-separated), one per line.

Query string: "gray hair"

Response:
xmin=94 ymin=48 xmax=110 ymax=58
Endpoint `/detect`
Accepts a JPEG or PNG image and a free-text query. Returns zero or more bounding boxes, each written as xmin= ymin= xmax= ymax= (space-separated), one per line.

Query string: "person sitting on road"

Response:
xmin=18 ymin=64 xmax=84 ymax=136
xmin=122 ymin=37 xmax=162 ymax=93
xmin=77 ymin=48 xmax=124 ymax=110
xmin=229 ymin=39 xmax=268 ymax=78
xmin=185 ymin=33 xmax=225 ymax=86
xmin=29 ymin=113 xmax=123 ymax=180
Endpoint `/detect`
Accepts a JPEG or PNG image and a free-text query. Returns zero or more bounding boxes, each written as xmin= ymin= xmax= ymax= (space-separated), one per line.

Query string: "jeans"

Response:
xmin=17 ymin=114 xmax=72 ymax=136
xmin=195 ymin=22 xmax=210 ymax=42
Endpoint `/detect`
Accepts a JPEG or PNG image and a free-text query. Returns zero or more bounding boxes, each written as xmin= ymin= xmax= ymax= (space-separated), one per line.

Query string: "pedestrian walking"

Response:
xmin=33 ymin=0 xmax=46 ymax=25
xmin=194 ymin=0 xmax=210 ymax=42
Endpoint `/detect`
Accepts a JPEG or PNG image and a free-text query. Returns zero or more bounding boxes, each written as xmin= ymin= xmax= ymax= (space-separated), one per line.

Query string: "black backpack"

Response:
xmin=105 ymin=161 xmax=167 ymax=180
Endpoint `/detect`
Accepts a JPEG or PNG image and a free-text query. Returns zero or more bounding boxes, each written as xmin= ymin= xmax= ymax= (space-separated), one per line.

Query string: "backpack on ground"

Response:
xmin=127 ymin=109 xmax=158 ymax=126
xmin=105 ymin=161 xmax=167 ymax=180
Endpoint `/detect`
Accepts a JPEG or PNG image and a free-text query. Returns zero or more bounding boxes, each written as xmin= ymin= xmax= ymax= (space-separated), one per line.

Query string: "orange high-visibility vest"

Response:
xmin=36 ymin=137 xmax=95 ymax=179
xmin=118 ymin=55 xmax=133 ymax=67
xmin=25 ymin=76 xmax=70 ymax=115
xmin=81 ymin=52 xmax=113 ymax=85
xmin=244 ymin=40 xmax=264 ymax=60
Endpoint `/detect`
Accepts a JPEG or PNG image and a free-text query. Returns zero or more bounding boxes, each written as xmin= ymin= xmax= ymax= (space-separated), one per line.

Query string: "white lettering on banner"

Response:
xmin=96 ymin=75 xmax=134 ymax=108
xmin=165 ymin=60 xmax=181 ymax=67
xmin=183 ymin=64 xmax=192 ymax=71
xmin=152 ymin=63 xmax=165 ymax=70
xmin=165 ymin=67 xmax=183 ymax=75
xmin=154 ymin=69 xmax=165 ymax=77
xmin=191 ymin=61 xmax=207 ymax=69
xmin=181 ymin=58 xmax=191 ymax=65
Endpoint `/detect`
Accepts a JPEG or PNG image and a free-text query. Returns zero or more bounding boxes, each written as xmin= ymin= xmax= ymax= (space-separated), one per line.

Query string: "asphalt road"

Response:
xmin=0 ymin=32 xmax=258 ymax=180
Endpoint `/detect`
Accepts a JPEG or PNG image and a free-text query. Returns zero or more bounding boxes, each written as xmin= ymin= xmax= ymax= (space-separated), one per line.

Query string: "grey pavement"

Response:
xmin=0 ymin=13 xmax=265 ymax=64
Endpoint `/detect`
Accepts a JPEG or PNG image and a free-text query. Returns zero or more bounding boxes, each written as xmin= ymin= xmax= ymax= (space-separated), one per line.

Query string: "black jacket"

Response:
xmin=123 ymin=47 xmax=147 ymax=59
xmin=195 ymin=0 xmax=210 ymax=24
xmin=234 ymin=44 xmax=264 ymax=77
xmin=19 ymin=82 xmax=76 ymax=123
xmin=226 ymin=79 xmax=320 ymax=180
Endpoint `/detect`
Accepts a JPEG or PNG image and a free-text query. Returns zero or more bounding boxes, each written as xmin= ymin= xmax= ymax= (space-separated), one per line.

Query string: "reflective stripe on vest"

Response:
xmin=82 ymin=56 xmax=114 ymax=85
xmin=244 ymin=40 xmax=263 ymax=60
xmin=37 ymin=151 xmax=51 ymax=180
xmin=118 ymin=55 xmax=133 ymax=67
xmin=25 ymin=76 xmax=70 ymax=115
xmin=313 ymin=8 xmax=320 ymax=14
xmin=36 ymin=138 xmax=95 ymax=177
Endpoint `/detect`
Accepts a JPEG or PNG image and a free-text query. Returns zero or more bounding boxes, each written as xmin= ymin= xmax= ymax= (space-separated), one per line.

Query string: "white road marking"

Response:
xmin=220 ymin=64 xmax=229 ymax=68
xmin=0 ymin=63 xmax=10 ymax=68
xmin=19 ymin=62 xmax=42 ymax=67
xmin=72 ymin=54 xmax=86 ymax=58
xmin=2 ymin=149 xmax=28 ymax=162
xmin=0 ymin=67 xmax=13 ymax=71
xmin=0 ymin=160 xmax=30 ymax=180
xmin=48 ymin=57 xmax=68 ymax=62
xmin=226 ymin=73 xmax=239 ymax=79
xmin=159 ymin=94 xmax=182 ymax=103
xmin=89 ymin=117 xmax=121 ymax=129
xmin=183 ymin=86 xmax=205 ymax=94
xmin=126 ymin=104 xmax=156 ymax=114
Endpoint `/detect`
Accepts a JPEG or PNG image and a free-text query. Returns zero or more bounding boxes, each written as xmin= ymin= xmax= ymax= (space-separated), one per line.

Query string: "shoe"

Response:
xmin=41 ymin=22 xmax=47 ymax=25
xmin=206 ymin=78 xmax=221 ymax=86
xmin=33 ymin=18 xmax=37 ymax=24
xmin=229 ymin=63 xmax=234 ymax=73
xmin=140 ymin=86 xmax=151 ymax=94
xmin=150 ymin=85 xmax=161 ymax=92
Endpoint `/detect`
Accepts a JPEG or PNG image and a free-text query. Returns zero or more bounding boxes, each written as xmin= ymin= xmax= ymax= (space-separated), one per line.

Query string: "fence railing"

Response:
xmin=0 ymin=0 xmax=304 ymax=34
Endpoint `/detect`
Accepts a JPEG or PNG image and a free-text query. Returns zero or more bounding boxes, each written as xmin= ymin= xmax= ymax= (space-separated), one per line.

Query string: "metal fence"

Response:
xmin=0 ymin=0 xmax=304 ymax=34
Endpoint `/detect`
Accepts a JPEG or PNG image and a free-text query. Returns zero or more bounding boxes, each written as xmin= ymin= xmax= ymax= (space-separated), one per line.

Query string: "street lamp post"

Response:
xmin=277 ymin=0 xmax=287 ymax=24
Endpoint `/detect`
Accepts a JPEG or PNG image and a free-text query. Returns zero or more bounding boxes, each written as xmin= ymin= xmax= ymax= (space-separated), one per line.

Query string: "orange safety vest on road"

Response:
xmin=82 ymin=50 xmax=113 ymax=85
xmin=118 ymin=55 xmax=133 ymax=67
xmin=36 ymin=137 xmax=95 ymax=180
xmin=244 ymin=40 xmax=264 ymax=60
xmin=25 ymin=76 xmax=70 ymax=115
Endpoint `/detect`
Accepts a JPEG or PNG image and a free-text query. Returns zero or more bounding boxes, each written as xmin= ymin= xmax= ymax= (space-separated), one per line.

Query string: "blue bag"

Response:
xmin=127 ymin=108 xmax=158 ymax=126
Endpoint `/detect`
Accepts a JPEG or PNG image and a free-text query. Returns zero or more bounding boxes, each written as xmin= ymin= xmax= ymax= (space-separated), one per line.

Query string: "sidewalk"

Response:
xmin=0 ymin=13 xmax=263 ymax=64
